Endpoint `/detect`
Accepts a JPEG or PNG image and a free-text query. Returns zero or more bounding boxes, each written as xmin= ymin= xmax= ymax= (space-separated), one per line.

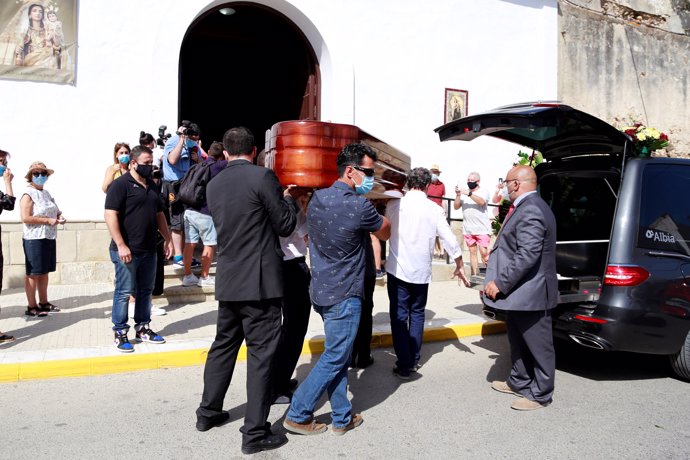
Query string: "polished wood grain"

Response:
xmin=268 ymin=120 xmax=410 ymax=195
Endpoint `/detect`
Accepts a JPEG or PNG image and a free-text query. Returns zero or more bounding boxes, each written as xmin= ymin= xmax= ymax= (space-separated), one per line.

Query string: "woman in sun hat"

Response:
xmin=20 ymin=161 xmax=64 ymax=317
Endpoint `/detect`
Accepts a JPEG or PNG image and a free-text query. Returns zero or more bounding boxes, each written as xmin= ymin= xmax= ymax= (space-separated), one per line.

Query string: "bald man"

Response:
xmin=483 ymin=166 xmax=558 ymax=411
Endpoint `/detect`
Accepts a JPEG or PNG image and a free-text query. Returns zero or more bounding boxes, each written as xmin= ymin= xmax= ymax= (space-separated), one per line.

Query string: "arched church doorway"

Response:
xmin=179 ymin=3 xmax=319 ymax=150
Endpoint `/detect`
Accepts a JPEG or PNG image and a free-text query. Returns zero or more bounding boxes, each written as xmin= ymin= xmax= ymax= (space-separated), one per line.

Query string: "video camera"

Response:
xmin=157 ymin=125 xmax=171 ymax=147
xmin=176 ymin=120 xmax=199 ymax=137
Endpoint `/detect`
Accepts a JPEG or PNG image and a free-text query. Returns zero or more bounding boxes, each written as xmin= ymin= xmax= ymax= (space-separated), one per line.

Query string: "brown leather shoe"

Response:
xmin=283 ymin=417 xmax=328 ymax=435
xmin=332 ymin=413 xmax=363 ymax=436
xmin=511 ymin=398 xmax=550 ymax=411
xmin=491 ymin=380 xmax=520 ymax=396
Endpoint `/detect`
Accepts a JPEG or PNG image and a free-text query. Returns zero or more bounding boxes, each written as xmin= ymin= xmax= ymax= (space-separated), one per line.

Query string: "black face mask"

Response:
xmin=467 ymin=181 xmax=479 ymax=190
xmin=136 ymin=164 xmax=153 ymax=178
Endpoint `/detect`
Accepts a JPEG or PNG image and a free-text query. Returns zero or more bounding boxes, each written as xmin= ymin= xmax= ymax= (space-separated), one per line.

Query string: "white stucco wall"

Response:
xmin=0 ymin=0 xmax=557 ymax=221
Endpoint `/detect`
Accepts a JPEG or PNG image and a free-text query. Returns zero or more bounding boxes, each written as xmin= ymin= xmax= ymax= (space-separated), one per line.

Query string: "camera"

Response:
xmin=157 ymin=125 xmax=171 ymax=147
xmin=152 ymin=165 xmax=162 ymax=180
xmin=176 ymin=120 xmax=199 ymax=137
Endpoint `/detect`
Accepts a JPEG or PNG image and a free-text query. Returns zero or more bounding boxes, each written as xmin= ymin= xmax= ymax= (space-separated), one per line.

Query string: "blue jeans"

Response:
xmin=387 ymin=274 xmax=429 ymax=374
xmin=110 ymin=249 xmax=156 ymax=331
xmin=287 ymin=296 xmax=361 ymax=428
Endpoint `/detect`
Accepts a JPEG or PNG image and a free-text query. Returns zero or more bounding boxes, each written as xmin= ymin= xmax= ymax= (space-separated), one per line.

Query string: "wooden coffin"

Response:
xmin=266 ymin=120 xmax=410 ymax=198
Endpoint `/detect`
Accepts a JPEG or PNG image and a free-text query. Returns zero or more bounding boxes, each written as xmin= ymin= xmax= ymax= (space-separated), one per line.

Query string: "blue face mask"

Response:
xmin=354 ymin=173 xmax=374 ymax=195
xmin=118 ymin=154 xmax=130 ymax=164
xmin=185 ymin=139 xmax=197 ymax=149
xmin=32 ymin=175 xmax=48 ymax=186
xmin=0 ymin=165 xmax=6 ymax=176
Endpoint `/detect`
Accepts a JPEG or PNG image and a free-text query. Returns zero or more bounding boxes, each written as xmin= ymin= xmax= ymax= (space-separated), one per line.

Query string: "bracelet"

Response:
xmin=468 ymin=191 xmax=472 ymax=197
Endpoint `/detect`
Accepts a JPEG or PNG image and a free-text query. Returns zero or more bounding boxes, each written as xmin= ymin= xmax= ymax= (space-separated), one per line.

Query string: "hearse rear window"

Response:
xmin=637 ymin=164 xmax=690 ymax=256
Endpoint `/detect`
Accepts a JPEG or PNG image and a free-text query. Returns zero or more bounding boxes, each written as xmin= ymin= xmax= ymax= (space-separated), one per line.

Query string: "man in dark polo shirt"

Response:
xmin=105 ymin=145 xmax=173 ymax=352
xmin=284 ymin=143 xmax=390 ymax=436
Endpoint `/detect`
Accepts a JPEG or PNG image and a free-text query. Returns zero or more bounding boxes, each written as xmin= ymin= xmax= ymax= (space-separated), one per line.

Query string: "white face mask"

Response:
xmin=501 ymin=185 xmax=511 ymax=201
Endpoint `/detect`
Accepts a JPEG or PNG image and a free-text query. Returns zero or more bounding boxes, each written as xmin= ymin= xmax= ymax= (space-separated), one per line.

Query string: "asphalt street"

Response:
xmin=2 ymin=334 xmax=688 ymax=459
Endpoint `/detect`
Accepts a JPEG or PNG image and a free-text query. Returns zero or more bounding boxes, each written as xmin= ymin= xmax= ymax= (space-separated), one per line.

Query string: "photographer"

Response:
xmin=162 ymin=121 xmax=206 ymax=267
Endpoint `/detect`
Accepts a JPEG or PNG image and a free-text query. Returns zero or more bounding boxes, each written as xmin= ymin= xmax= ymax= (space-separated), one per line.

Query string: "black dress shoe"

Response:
xmin=241 ymin=433 xmax=288 ymax=455
xmin=196 ymin=411 xmax=230 ymax=432
xmin=357 ymin=355 xmax=375 ymax=369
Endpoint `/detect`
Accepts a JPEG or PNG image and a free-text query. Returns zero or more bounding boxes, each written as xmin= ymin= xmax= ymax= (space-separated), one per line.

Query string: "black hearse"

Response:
xmin=435 ymin=102 xmax=690 ymax=380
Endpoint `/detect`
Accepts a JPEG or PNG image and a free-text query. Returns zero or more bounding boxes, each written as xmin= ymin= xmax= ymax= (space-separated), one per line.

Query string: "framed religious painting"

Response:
xmin=444 ymin=88 xmax=468 ymax=124
xmin=0 ymin=0 xmax=78 ymax=84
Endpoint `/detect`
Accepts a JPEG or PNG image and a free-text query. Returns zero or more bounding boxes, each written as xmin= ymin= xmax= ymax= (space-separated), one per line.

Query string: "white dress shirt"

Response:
xmin=280 ymin=209 xmax=308 ymax=260
xmin=386 ymin=189 xmax=462 ymax=284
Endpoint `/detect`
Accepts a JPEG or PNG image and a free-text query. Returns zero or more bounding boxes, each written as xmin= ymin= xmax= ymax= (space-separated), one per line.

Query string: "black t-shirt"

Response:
xmin=105 ymin=172 xmax=163 ymax=253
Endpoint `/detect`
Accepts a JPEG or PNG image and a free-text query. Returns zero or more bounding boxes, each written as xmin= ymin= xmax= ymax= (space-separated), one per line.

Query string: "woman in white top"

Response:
xmin=20 ymin=161 xmax=64 ymax=317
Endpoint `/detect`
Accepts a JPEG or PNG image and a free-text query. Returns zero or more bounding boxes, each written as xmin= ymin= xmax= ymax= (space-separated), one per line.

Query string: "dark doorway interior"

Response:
xmin=179 ymin=3 xmax=319 ymax=151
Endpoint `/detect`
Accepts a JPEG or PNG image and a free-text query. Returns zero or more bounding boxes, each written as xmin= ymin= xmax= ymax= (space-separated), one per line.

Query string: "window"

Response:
xmin=637 ymin=164 xmax=690 ymax=256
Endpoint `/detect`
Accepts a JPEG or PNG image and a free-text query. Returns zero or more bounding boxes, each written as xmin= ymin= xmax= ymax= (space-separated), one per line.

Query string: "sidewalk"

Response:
xmin=0 ymin=271 xmax=504 ymax=382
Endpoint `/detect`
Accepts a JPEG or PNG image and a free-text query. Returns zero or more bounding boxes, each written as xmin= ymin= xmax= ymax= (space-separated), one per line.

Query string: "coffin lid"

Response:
xmin=434 ymin=102 xmax=630 ymax=160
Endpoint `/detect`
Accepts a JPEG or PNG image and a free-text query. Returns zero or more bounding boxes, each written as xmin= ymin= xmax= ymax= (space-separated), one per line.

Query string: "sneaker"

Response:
xmin=332 ymin=414 xmax=363 ymax=436
xmin=375 ymin=270 xmax=385 ymax=279
xmin=283 ymin=418 xmax=328 ymax=435
xmin=113 ymin=330 xmax=134 ymax=352
xmin=150 ymin=305 xmax=167 ymax=316
xmin=134 ymin=325 xmax=165 ymax=344
xmin=0 ymin=333 xmax=16 ymax=344
xmin=191 ymin=258 xmax=202 ymax=268
xmin=197 ymin=275 xmax=215 ymax=287
xmin=173 ymin=255 xmax=184 ymax=268
xmin=182 ymin=273 xmax=200 ymax=286
xmin=392 ymin=366 xmax=410 ymax=380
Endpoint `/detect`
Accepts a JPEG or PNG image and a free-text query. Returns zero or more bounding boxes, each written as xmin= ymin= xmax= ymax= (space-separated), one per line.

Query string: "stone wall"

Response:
xmin=1 ymin=222 xmax=114 ymax=290
xmin=558 ymin=0 xmax=690 ymax=157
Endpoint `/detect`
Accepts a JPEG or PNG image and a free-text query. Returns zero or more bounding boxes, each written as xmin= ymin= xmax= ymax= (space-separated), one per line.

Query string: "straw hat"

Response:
xmin=25 ymin=161 xmax=55 ymax=181
xmin=430 ymin=164 xmax=441 ymax=172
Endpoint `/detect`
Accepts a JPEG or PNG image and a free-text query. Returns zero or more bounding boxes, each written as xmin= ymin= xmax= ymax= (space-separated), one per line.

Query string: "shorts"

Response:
xmin=169 ymin=199 xmax=185 ymax=231
xmin=464 ymin=233 xmax=491 ymax=248
xmin=184 ymin=209 xmax=217 ymax=245
xmin=23 ymin=238 xmax=57 ymax=275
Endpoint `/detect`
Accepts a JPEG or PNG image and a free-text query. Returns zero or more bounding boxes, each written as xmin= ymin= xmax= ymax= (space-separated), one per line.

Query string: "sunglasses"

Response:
xmin=353 ymin=166 xmax=375 ymax=177
xmin=32 ymin=171 xmax=48 ymax=177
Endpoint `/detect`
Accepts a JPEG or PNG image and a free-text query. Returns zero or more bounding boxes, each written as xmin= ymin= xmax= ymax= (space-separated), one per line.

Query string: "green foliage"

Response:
xmin=515 ymin=150 xmax=543 ymax=167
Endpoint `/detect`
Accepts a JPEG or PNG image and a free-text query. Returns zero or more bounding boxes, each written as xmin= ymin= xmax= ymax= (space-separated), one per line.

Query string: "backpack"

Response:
xmin=175 ymin=161 xmax=212 ymax=208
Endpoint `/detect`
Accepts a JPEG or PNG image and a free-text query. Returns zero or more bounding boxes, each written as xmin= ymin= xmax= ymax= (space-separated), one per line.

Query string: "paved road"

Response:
xmin=2 ymin=334 xmax=687 ymax=459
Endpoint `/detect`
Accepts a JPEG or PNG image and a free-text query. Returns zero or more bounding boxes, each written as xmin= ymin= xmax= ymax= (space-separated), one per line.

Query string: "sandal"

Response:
xmin=25 ymin=307 xmax=48 ymax=317
xmin=39 ymin=302 xmax=61 ymax=313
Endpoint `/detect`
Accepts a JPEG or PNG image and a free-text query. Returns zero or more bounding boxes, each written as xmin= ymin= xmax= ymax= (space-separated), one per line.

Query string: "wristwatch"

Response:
xmin=468 ymin=191 xmax=473 ymax=197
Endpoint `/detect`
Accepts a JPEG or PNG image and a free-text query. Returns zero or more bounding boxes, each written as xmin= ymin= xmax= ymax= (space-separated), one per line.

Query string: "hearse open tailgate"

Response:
xmin=434 ymin=102 xmax=629 ymax=161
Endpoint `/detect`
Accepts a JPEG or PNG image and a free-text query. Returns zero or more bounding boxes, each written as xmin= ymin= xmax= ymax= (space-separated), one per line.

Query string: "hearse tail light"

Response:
xmin=603 ymin=265 xmax=650 ymax=287
xmin=573 ymin=315 xmax=608 ymax=324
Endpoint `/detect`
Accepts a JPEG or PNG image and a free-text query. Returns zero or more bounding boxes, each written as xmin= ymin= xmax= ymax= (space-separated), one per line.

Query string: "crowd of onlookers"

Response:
xmin=1 ymin=121 xmax=558 ymax=455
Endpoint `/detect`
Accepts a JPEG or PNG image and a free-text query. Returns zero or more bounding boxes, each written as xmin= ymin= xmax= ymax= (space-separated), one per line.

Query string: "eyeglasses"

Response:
xmin=32 ymin=171 xmax=48 ymax=177
xmin=503 ymin=178 xmax=519 ymax=187
xmin=353 ymin=166 xmax=375 ymax=177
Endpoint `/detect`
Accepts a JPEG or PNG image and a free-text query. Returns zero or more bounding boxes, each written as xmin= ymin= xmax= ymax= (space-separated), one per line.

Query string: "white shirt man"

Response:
xmin=385 ymin=167 xmax=470 ymax=379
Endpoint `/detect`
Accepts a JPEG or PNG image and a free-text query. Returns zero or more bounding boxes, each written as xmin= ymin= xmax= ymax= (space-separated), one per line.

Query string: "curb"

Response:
xmin=0 ymin=320 xmax=505 ymax=383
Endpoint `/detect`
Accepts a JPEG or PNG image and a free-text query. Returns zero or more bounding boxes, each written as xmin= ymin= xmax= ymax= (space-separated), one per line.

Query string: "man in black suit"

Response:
xmin=483 ymin=165 xmax=558 ymax=411
xmin=195 ymin=126 xmax=297 ymax=454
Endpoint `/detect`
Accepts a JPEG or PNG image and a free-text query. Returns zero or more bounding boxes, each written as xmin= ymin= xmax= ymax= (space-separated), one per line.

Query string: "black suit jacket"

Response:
xmin=207 ymin=159 xmax=297 ymax=301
